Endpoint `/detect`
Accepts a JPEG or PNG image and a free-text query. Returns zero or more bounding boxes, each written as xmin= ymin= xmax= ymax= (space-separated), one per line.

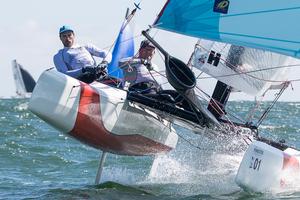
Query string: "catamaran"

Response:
xmin=29 ymin=1 xmax=300 ymax=193
xmin=12 ymin=59 xmax=36 ymax=98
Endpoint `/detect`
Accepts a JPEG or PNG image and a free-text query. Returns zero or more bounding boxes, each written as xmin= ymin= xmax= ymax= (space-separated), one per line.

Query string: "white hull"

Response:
xmin=29 ymin=70 xmax=178 ymax=156
xmin=236 ymin=140 xmax=300 ymax=192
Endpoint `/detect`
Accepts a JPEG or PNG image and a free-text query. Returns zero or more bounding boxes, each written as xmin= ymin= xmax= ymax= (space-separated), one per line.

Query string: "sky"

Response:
xmin=1 ymin=0 xmax=300 ymax=101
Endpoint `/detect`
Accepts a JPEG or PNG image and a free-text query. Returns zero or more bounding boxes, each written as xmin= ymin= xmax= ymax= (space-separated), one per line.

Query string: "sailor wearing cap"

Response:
xmin=119 ymin=40 xmax=161 ymax=93
xmin=53 ymin=25 xmax=112 ymax=83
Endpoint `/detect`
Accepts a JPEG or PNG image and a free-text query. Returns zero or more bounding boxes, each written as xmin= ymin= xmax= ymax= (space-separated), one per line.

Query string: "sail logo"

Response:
xmin=207 ymin=51 xmax=221 ymax=67
xmin=213 ymin=0 xmax=230 ymax=14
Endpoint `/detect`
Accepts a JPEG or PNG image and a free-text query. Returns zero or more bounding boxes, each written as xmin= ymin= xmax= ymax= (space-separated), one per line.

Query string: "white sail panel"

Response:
xmin=192 ymin=40 xmax=290 ymax=95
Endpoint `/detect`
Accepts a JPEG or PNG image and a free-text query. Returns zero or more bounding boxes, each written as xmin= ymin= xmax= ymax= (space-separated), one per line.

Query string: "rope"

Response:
xmin=246 ymin=94 xmax=266 ymax=123
xmin=256 ymin=82 xmax=289 ymax=127
xmin=196 ymin=56 xmax=300 ymax=83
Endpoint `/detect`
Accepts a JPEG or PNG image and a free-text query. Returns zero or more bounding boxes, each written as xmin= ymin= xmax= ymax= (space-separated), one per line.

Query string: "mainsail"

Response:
xmin=154 ymin=0 xmax=300 ymax=59
xmin=12 ymin=59 xmax=36 ymax=97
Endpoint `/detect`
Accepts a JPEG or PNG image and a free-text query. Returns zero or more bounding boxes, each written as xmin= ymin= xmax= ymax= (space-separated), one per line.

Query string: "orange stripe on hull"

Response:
xmin=69 ymin=82 xmax=172 ymax=156
xmin=280 ymin=153 xmax=300 ymax=187
xmin=282 ymin=153 xmax=300 ymax=170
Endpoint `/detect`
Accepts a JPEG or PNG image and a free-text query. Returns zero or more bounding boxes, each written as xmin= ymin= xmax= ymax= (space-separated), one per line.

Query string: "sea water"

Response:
xmin=1 ymin=98 xmax=300 ymax=199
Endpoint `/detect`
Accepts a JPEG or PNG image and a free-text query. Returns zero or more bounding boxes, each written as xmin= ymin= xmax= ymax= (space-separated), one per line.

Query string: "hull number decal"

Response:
xmin=249 ymin=156 xmax=262 ymax=171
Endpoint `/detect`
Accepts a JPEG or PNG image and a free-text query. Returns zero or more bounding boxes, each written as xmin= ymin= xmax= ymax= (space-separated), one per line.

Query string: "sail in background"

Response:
xmin=154 ymin=0 xmax=300 ymax=59
xmin=192 ymin=39 xmax=290 ymax=96
xmin=12 ymin=59 xmax=36 ymax=98
xmin=107 ymin=16 xmax=135 ymax=79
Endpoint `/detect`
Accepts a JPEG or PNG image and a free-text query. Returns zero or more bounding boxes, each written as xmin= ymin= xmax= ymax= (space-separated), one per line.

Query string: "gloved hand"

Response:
xmin=82 ymin=66 xmax=96 ymax=74
xmin=78 ymin=67 xmax=96 ymax=84
xmin=95 ymin=61 xmax=108 ymax=78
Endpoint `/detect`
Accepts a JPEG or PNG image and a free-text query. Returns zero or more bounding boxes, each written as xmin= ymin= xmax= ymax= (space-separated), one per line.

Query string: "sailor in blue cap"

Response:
xmin=59 ymin=25 xmax=73 ymax=34
xmin=53 ymin=25 xmax=112 ymax=83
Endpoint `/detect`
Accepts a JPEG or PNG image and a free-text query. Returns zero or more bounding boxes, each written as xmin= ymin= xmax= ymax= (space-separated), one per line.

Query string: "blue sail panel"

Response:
xmin=107 ymin=21 xmax=135 ymax=79
xmin=154 ymin=0 xmax=300 ymax=58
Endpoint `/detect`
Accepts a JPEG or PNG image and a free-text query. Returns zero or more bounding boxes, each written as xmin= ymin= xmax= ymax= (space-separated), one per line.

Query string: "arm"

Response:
xmin=84 ymin=44 xmax=112 ymax=63
xmin=53 ymin=51 xmax=83 ymax=78
xmin=119 ymin=57 xmax=142 ymax=68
